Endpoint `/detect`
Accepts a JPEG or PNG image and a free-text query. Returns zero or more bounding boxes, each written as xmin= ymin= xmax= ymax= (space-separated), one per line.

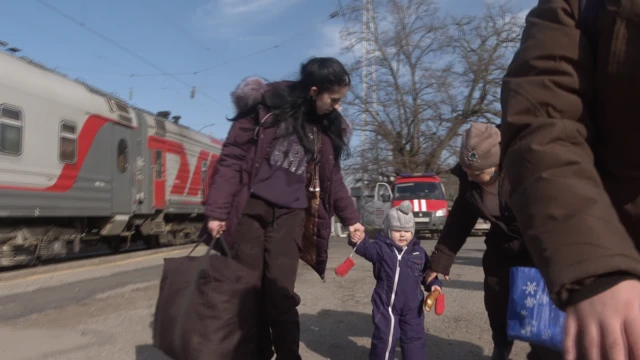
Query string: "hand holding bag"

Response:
xmin=506 ymin=266 xmax=566 ymax=352
xmin=152 ymin=235 xmax=258 ymax=360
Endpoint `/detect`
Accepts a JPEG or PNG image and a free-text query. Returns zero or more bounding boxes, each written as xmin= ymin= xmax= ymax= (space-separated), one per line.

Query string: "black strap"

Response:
xmin=187 ymin=232 xmax=230 ymax=257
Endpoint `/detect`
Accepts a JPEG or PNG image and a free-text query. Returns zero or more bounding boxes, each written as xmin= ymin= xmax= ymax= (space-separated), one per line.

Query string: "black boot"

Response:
xmin=490 ymin=344 xmax=513 ymax=360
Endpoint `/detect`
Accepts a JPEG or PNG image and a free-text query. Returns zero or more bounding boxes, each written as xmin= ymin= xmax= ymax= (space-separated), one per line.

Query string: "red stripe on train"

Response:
xmin=0 ymin=114 xmax=222 ymax=204
xmin=147 ymin=136 xmax=221 ymax=208
xmin=185 ymin=150 xmax=210 ymax=197
xmin=147 ymin=136 xmax=191 ymax=197
xmin=0 ymin=114 xmax=111 ymax=192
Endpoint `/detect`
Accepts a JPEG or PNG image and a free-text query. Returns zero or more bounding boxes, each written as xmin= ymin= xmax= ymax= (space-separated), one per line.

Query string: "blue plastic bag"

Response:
xmin=506 ymin=266 xmax=566 ymax=352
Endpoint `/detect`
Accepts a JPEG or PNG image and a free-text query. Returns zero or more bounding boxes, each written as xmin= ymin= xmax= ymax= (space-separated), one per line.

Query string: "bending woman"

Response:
xmin=425 ymin=123 xmax=561 ymax=360
xmin=203 ymin=57 xmax=364 ymax=360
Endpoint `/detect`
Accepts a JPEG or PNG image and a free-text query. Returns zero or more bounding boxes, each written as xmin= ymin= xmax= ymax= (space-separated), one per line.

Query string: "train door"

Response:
xmin=112 ymin=126 xmax=134 ymax=214
xmin=153 ymin=148 xmax=166 ymax=209
xmin=132 ymin=134 xmax=144 ymax=214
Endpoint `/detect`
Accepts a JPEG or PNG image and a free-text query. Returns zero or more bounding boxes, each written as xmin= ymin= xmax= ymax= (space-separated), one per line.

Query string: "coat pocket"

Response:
xmin=408 ymin=256 xmax=424 ymax=277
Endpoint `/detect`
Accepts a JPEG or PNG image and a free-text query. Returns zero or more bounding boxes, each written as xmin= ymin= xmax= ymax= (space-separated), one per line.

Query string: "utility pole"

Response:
xmin=361 ymin=0 xmax=377 ymax=186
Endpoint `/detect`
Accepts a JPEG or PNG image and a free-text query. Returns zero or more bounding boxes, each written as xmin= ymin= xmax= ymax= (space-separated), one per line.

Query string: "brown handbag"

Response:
xmin=152 ymin=235 xmax=258 ymax=360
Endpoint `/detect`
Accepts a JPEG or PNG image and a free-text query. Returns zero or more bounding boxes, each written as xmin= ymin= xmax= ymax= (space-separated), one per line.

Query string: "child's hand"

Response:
xmin=348 ymin=223 xmax=365 ymax=242
xmin=425 ymin=269 xmax=449 ymax=283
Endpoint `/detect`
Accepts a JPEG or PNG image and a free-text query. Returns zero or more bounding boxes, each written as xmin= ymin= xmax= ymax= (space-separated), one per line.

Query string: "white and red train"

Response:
xmin=0 ymin=51 xmax=223 ymax=267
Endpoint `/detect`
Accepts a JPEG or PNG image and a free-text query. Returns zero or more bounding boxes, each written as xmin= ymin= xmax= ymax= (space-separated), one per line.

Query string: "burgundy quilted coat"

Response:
xmin=202 ymin=77 xmax=360 ymax=279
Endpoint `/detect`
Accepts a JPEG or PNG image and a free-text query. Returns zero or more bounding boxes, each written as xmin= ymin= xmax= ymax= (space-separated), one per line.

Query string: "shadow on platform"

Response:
xmin=300 ymin=309 xmax=490 ymax=359
xmin=135 ymin=344 xmax=172 ymax=360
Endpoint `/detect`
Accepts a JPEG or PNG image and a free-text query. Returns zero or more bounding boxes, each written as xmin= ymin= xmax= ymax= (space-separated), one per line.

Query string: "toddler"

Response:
xmin=350 ymin=200 xmax=442 ymax=360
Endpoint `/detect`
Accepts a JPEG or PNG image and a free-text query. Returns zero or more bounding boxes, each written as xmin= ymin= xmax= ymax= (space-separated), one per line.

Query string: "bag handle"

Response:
xmin=187 ymin=230 xmax=231 ymax=258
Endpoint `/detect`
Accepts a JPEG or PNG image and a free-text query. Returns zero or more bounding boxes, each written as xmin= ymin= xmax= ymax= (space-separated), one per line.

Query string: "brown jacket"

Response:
xmin=429 ymin=164 xmax=531 ymax=275
xmin=500 ymin=0 xmax=640 ymax=309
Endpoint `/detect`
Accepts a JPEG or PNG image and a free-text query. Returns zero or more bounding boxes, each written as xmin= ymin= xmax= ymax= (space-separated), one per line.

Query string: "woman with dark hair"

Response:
xmin=204 ymin=57 xmax=364 ymax=359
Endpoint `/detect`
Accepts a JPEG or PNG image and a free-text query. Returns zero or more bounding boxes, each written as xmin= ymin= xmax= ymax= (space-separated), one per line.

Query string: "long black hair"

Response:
xmin=232 ymin=57 xmax=352 ymax=160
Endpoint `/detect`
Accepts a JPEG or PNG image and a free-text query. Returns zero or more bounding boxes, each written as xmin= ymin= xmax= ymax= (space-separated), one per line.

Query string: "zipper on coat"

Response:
xmin=249 ymin=112 xmax=274 ymax=195
xmin=253 ymin=113 xmax=273 ymax=139
xmin=385 ymin=247 xmax=407 ymax=360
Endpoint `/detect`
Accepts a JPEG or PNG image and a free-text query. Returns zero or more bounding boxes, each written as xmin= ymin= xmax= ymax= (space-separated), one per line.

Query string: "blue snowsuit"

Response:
xmin=352 ymin=233 xmax=443 ymax=360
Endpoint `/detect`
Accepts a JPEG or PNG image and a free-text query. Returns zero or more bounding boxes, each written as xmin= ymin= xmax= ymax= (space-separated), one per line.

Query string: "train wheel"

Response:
xmin=157 ymin=232 xmax=175 ymax=247
xmin=143 ymin=235 xmax=160 ymax=249
xmin=106 ymin=237 xmax=122 ymax=253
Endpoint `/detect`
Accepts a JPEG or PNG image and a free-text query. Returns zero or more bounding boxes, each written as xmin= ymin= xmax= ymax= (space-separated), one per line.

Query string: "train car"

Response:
xmin=0 ymin=51 xmax=222 ymax=267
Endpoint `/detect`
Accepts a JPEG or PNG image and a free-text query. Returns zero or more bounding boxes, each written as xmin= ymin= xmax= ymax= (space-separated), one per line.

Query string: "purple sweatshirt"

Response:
xmin=251 ymin=122 xmax=312 ymax=209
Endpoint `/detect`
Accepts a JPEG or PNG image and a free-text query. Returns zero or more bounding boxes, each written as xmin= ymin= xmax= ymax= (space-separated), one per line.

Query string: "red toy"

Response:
xmin=335 ymin=241 xmax=360 ymax=277
xmin=335 ymin=257 xmax=355 ymax=277
xmin=434 ymin=293 xmax=446 ymax=315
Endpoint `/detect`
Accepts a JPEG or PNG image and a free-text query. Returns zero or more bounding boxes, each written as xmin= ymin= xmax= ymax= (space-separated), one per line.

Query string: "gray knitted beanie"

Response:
xmin=383 ymin=200 xmax=415 ymax=236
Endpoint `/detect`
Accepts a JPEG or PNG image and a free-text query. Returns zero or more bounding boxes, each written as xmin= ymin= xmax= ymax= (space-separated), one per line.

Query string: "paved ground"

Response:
xmin=0 ymin=237 xmax=532 ymax=359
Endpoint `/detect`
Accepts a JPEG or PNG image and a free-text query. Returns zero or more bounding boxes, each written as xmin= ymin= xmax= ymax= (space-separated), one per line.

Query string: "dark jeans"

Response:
xmin=482 ymin=244 xmax=563 ymax=360
xmin=232 ymin=195 xmax=305 ymax=360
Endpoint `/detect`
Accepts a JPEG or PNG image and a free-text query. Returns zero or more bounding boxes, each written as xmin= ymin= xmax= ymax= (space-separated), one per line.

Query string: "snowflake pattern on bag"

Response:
xmin=506 ymin=267 xmax=566 ymax=352
xmin=524 ymin=281 xmax=537 ymax=294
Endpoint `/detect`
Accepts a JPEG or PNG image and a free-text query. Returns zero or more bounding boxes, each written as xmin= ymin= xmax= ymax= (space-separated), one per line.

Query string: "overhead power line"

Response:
xmin=143 ymin=3 xmax=212 ymax=52
xmin=45 ymin=10 xmax=341 ymax=79
xmin=165 ymin=11 xmax=341 ymax=77
xmin=3 ymin=14 xmax=128 ymax=72
xmin=35 ymin=0 xmax=227 ymax=108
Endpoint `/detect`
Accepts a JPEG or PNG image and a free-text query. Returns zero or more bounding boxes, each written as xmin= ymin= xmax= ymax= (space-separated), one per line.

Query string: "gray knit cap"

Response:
xmin=383 ymin=200 xmax=415 ymax=236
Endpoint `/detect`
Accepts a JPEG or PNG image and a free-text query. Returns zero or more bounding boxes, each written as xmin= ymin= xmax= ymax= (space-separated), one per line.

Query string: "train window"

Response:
xmin=117 ymin=139 xmax=128 ymax=173
xmin=0 ymin=104 xmax=23 ymax=155
xmin=155 ymin=149 xmax=162 ymax=179
xmin=59 ymin=121 xmax=77 ymax=163
xmin=1 ymin=106 xmax=21 ymax=121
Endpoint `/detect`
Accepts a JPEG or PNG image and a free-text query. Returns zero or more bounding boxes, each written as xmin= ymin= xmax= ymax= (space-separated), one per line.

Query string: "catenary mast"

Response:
xmin=361 ymin=0 xmax=378 ymax=182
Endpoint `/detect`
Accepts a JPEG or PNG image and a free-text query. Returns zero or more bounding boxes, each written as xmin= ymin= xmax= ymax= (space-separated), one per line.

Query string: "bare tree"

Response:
xmin=338 ymin=0 xmax=524 ymax=187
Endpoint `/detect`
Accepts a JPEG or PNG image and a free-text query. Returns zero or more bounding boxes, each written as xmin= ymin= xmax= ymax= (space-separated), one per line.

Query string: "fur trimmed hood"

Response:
xmin=230 ymin=76 xmax=272 ymax=113
xmin=229 ymin=76 xmax=353 ymax=141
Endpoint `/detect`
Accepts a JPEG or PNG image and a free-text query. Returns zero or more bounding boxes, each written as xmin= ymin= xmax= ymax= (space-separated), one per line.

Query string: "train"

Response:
xmin=0 ymin=50 xmax=223 ymax=268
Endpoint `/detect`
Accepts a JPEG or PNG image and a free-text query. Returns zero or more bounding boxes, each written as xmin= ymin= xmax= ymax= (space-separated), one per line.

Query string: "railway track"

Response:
xmin=0 ymin=239 xmax=191 ymax=275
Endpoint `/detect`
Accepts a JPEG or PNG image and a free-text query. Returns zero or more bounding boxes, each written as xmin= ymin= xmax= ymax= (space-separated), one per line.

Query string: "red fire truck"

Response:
xmin=354 ymin=173 xmax=449 ymax=238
